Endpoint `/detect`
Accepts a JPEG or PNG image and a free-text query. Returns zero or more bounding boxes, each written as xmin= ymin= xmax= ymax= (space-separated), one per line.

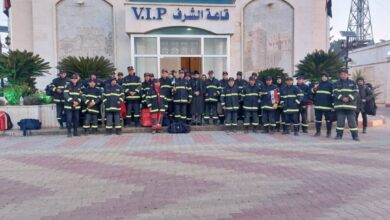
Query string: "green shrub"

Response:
xmin=58 ymin=56 xmax=116 ymax=79
xmin=258 ymin=68 xmax=289 ymax=83
xmin=3 ymin=84 xmax=31 ymax=105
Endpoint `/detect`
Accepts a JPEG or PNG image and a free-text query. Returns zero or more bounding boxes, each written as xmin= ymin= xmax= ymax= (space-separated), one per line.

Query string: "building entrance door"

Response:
xmin=160 ymin=57 xmax=202 ymax=73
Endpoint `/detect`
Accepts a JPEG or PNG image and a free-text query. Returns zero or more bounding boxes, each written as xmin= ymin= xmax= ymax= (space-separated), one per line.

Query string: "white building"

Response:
xmin=349 ymin=41 xmax=390 ymax=106
xmin=9 ymin=0 xmax=329 ymax=89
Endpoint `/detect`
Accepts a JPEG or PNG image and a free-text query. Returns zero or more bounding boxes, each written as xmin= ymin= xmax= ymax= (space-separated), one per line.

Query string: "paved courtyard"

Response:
xmin=1 ymin=125 xmax=390 ymax=220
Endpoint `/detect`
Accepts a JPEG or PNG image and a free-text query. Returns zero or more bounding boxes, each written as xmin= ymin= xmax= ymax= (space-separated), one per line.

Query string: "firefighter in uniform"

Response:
xmin=172 ymin=70 xmax=192 ymax=122
xmin=141 ymin=73 xmax=152 ymax=109
xmin=311 ymin=73 xmax=334 ymax=137
xmin=159 ymin=70 xmax=173 ymax=123
xmin=49 ymin=69 xmax=68 ymax=128
xmin=146 ymin=80 xmax=167 ymax=134
xmin=82 ymin=79 xmax=101 ymax=135
xmin=280 ymin=77 xmax=303 ymax=136
xmin=333 ymin=69 xmax=360 ymax=141
xmin=221 ymin=77 xmax=240 ymax=133
xmin=242 ymin=76 xmax=261 ymax=133
xmin=253 ymin=73 xmax=264 ymax=123
xmin=275 ymin=76 xmax=286 ymax=132
xmin=260 ymin=76 xmax=279 ymax=134
xmin=296 ymin=76 xmax=310 ymax=133
xmin=103 ymin=77 xmax=124 ymax=135
xmin=235 ymin=71 xmax=248 ymax=121
xmin=204 ymin=70 xmax=220 ymax=125
xmin=218 ymin=71 xmax=229 ymax=124
xmin=190 ymin=71 xmax=205 ymax=126
xmin=123 ymin=66 xmax=142 ymax=127
xmin=63 ymin=74 xmax=83 ymax=137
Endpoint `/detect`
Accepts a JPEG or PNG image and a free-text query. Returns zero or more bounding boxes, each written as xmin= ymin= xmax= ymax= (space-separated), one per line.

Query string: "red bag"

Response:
xmin=120 ymin=103 xmax=126 ymax=119
xmin=0 ymin=111 xmax=10 ymax=131
xmin=141 ymin=108 xmax=152 ymax=127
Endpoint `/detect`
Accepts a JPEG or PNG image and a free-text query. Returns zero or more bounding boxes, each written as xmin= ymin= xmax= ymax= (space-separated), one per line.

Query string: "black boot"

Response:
xmin=275 ymin=125 xmax=280 ymax=132
xmin=314 ymin=128 xmax=321 ymax=137
xmin=262 ymin=127 xmax=269 ymax=134
xmin=106 ymin=129 xmax=112 ymax=135
xmin=244 ymin=126 xmax=249 ymax=134
xmin=294 ymin=126 xmax=299 ymax=136
xmin=269 ymin=127 xmax=274 ymax=135
xmin=252 ymin=126 xmax=258 ymax=133
xmin=282 ymin=125 xmax=289 ymax=135
xmin=59 ymin=121 xmax=65 ymax=129
xmin=213 ymin=119 xmax=218 ymax=125
xmin=67 ymin=129 xmax=72 ymax=138
xmin=84 ymin=128 xmax=89 ymax=136
xmin=326 ymin=130 xmax=331 ymax=138
xmin=363 ymin=127 xmax=367 ymax=134
xmin=115 ymin=129 xmax=122 ymax=135
xmin=73 ymin=129 xmax=80 ymax=137
xmin=353 ymin=136 xmax=360 ymax=141
xmin=302 ymin=127 xmax=308 ymax=133
xmin=335 ymin=133 xmax=343 ymax=140
xmin=92 ymin=128 xmax=98 ymax=134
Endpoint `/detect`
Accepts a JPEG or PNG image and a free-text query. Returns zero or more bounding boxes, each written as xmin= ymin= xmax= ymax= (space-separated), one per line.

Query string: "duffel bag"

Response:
xmin=168 ymin=121 xmax=191 ymax=134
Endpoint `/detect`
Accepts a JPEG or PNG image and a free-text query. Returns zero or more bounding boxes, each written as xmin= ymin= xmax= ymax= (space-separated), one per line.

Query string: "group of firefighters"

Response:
xmin=49 ymin=66 xmax=371 ymax=141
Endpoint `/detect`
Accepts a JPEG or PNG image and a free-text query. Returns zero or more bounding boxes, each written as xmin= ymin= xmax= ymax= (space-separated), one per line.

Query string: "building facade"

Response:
xmin=9 ymin=0 xmax=329 ymax=89
xmin=349 ymin=41 xmax=390 ymax=106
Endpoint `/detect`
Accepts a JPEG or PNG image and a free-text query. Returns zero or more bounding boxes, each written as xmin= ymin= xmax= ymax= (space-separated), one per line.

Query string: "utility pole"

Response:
xmin=347 ymin=0 xmax=374 ymax=45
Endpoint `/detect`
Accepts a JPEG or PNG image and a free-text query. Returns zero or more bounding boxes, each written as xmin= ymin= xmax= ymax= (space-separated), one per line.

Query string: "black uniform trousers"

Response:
xmin=315 ymin=110 xmax=332 ymax=132
xmin=204 ymin=102 xmax=218 ymax=121
xmin=298 ymin=106 xmax=308 ymax=130
xmin=106 ymin=112 xmax=121 ymax=130
xmin=336 ymin=109 xmax=358 ymax=137
xmin=244 ymin=111 xmax=259 ymax=126
xmin=126 ymin=101 xmax=141 ymax=123
xmin=66 ymin=109 xmax=80 ymax=131
xmin=262 ymin=109 xmax=276 ymax=129
xmin=285 ymin=113 xmax=299 ymax=132
xmin=174 ymin=103 xmax=187 ymax=122
xmin=56 ymin=103 xmax=65 ymax=124
xmin=83 ymin=113 xmax=98 ymax=129
xmin=225 ymin=110 xmax=238 ymax=126
xmin=355 ymin=111 xmax=367 ymax=128
xmin=275 ymin=108 xmax=285 ymax=129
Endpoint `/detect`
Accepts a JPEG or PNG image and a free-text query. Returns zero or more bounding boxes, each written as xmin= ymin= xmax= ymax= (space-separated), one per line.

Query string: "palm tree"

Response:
xmin=295 ymin=50 xmax=344 ymax=82
xmin=58 ymin=56 xmax=116 ymax=79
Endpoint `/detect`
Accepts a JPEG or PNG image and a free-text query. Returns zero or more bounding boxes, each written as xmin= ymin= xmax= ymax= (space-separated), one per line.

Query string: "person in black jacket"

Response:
xmin=172 ymin=70 xmax=192 ymax=123
xmin=260 ymin=76 xmax=279 ymax=134
xmin=204 ymin=70 xmax=220 ymax=125
xmin=333 ymin=69 xmax=359 ymax=141
xmin=242 ymin=76 xmax=261 ymax=133
xmin=221 ymin=77 xmax=240 ymax=133
xmin=82 ymin=80 xmax=101 ymax=135
xmin=190 ymin=71 xmax=205 ymax=126
xmin=160 ymin=70 xmax=174 ymax=122
xmin=146 ymin=80 xmax=167 ymax=134
xmin=253 ymin=72 xmax=264 ymax=123
xmin=235 ymin=71 xmax=248 ymax=121
xmin=103 ymin=77 xmax=124 ymax=135
xmin=275 ymin=76 xmax=286 ymax=132
xmin=49 ymin=69 xmax=69 ymax=128
xmin=141 ymin=73 xmax=153 ymax=109
xmin=218 ymin=71 xmax=229 ymax=124
xmin=311 ymin=73 xmax=334 ymax=137
xmin=123 ymin=66 xmax=142 ymax=127
xmin=356 ymin=77 xmax=374 ymax=134
xmin=296 ymin=76 xmax=309 ymax=133
xmin=280 ymin=77 xmax=303 ymax=136
xmin=64 ymin=74 xmax=84 ymax=137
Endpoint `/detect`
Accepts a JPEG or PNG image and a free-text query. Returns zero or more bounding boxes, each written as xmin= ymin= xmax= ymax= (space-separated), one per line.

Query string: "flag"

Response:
xmin=3 ymin=0 xmax=11 ymax=17
xmin=326 ymin=0 xmax=332 ymax=18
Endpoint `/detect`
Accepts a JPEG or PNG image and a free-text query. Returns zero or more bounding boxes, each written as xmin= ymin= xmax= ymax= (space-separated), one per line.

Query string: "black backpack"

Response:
xmin=168 ymin=121 xmax=191 ymax=134
xmin=18 ymin=119 xmax=42 ymax=136
xmin=365 ymin=98 xmax=377 ymax=116
xmin=5 ymin=112 xmax=13 ymax=130
xmin=45 ymin=84 xmax=54 ymax=96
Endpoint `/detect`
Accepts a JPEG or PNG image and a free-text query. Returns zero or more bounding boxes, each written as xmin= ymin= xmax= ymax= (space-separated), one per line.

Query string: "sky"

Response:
xmin=1 ymin=0 xmax=390 ymax=42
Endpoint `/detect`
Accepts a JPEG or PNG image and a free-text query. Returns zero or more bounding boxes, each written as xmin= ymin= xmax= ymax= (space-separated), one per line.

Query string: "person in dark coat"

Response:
xmin=103 ymin=77 xmax=124 ymax=135
xmin=82 ymin=79 xmax=101 ymax=135
xmin=333 ymin=69 xmax=359 ymax=141
xmin=204 ymin=70 xmax=220 ymax=125
xmin=235 ymin=71 xmax=248 ymax=121
xmin=218 ymin=71 xmax=229 ymax=124
xmin=260 ymin=76 xmax=279 ymax=134
xmin=355 ymin=77 xmax=374 ymax=134
xmin=123 ymin=66 xmax=142 ymax=127
xmin=146 ymin=80 xmax=167 ymax=134
xmin=296 ymin=76 xmax=310 ymax=133
xmin=49 ymin=69 xmax=69 ymax=128
xmin=172 ymin=70 xmax=192 ymax=122
xmin=160 ymin=70 xmax=173 ymax=122
xmin=221 ymin=77 xmax=240 ymax=133
xmin=311 ymin=73 xmax=334 ymax=137
xmin=141 ymin=73 xmax=153 ymax=109
xmin=280 ymin=77 xmax=303 ymax=136
xmin=242 ymin=76 xmax=261 ymax=133
xmin=64 ymin=74 xmax=84 ymax=137
xmin=190 ymin=71 xmax=205 ymax=125
xmin=275 ymin=76 xmax=286 ymax=132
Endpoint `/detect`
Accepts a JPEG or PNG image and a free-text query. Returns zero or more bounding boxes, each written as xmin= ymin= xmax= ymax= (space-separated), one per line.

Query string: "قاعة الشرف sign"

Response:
xmin=131 ymin=6 xmax=230 ymax=22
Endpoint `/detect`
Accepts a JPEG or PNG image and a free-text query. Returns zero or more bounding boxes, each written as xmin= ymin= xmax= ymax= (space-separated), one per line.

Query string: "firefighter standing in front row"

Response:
xmin=311 ymin=73 xmax=334 ymax=138
xmin=146 ymin=79 xmax=167 ymax=134
xmin=50 ymin=69 xmax=68 ymax=128
xmin=83 ymin=79 xmax=101 ymax=135
xmin=275 ymin=76 xmax=286 ymax=132
xmin=221 ymin=77 xmax=240 ymax=133
xmin=333 ymin=69 xmax=360 ymax=141
xmin=159 ymin=70 xmax=173 ymax=122
xmin=280 ymin=77 xmax=303 ymax=136
xmin=172 ymin=70 xmax=192 ymax=122
xmin=242 ymin=76 xmax=261 ymax=133
xmin=260 ymin=76 xmax=279 ymax=134
xmin=103 ymin=77 xmax=124 ymax=135
xmin=123 ymin=66 xmax=142 ymax=127
xmin=296 ymin=76 xmax=309 ymax=133
xmin=218 ymin=71 xmax=229 ymax=124
xmin=63 ymin=74 xmax=83 ymax=137
xmin=204 ymin=70 xmax=220 ymax=125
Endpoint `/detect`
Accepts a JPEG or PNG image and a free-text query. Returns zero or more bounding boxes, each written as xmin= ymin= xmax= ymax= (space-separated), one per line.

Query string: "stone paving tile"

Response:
xmin=0 ymin=125 xmax=390 ymax=219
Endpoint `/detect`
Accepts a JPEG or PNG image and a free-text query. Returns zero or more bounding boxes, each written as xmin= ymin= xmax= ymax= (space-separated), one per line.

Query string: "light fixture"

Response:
xmin=187 ymin=28 xmax=192 ymax=31
xmin=76 ymin=0 xmax=85 ymax=6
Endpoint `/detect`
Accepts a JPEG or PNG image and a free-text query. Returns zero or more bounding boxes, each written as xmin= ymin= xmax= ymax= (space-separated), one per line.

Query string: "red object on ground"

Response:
xmin=141 ymin=108 xmax=152 ymax=127
xmin=151 ymin=112 xmax=164 ymax=130
xmin=120 ymin=103 xmax=126 ymax=119
xmin=0 ymin=111 xmax=8 ymax=131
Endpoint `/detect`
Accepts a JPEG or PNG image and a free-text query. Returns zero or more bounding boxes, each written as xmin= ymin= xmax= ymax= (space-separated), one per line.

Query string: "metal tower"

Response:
xmin=347 ymin=0 xmax=374 ymax=44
